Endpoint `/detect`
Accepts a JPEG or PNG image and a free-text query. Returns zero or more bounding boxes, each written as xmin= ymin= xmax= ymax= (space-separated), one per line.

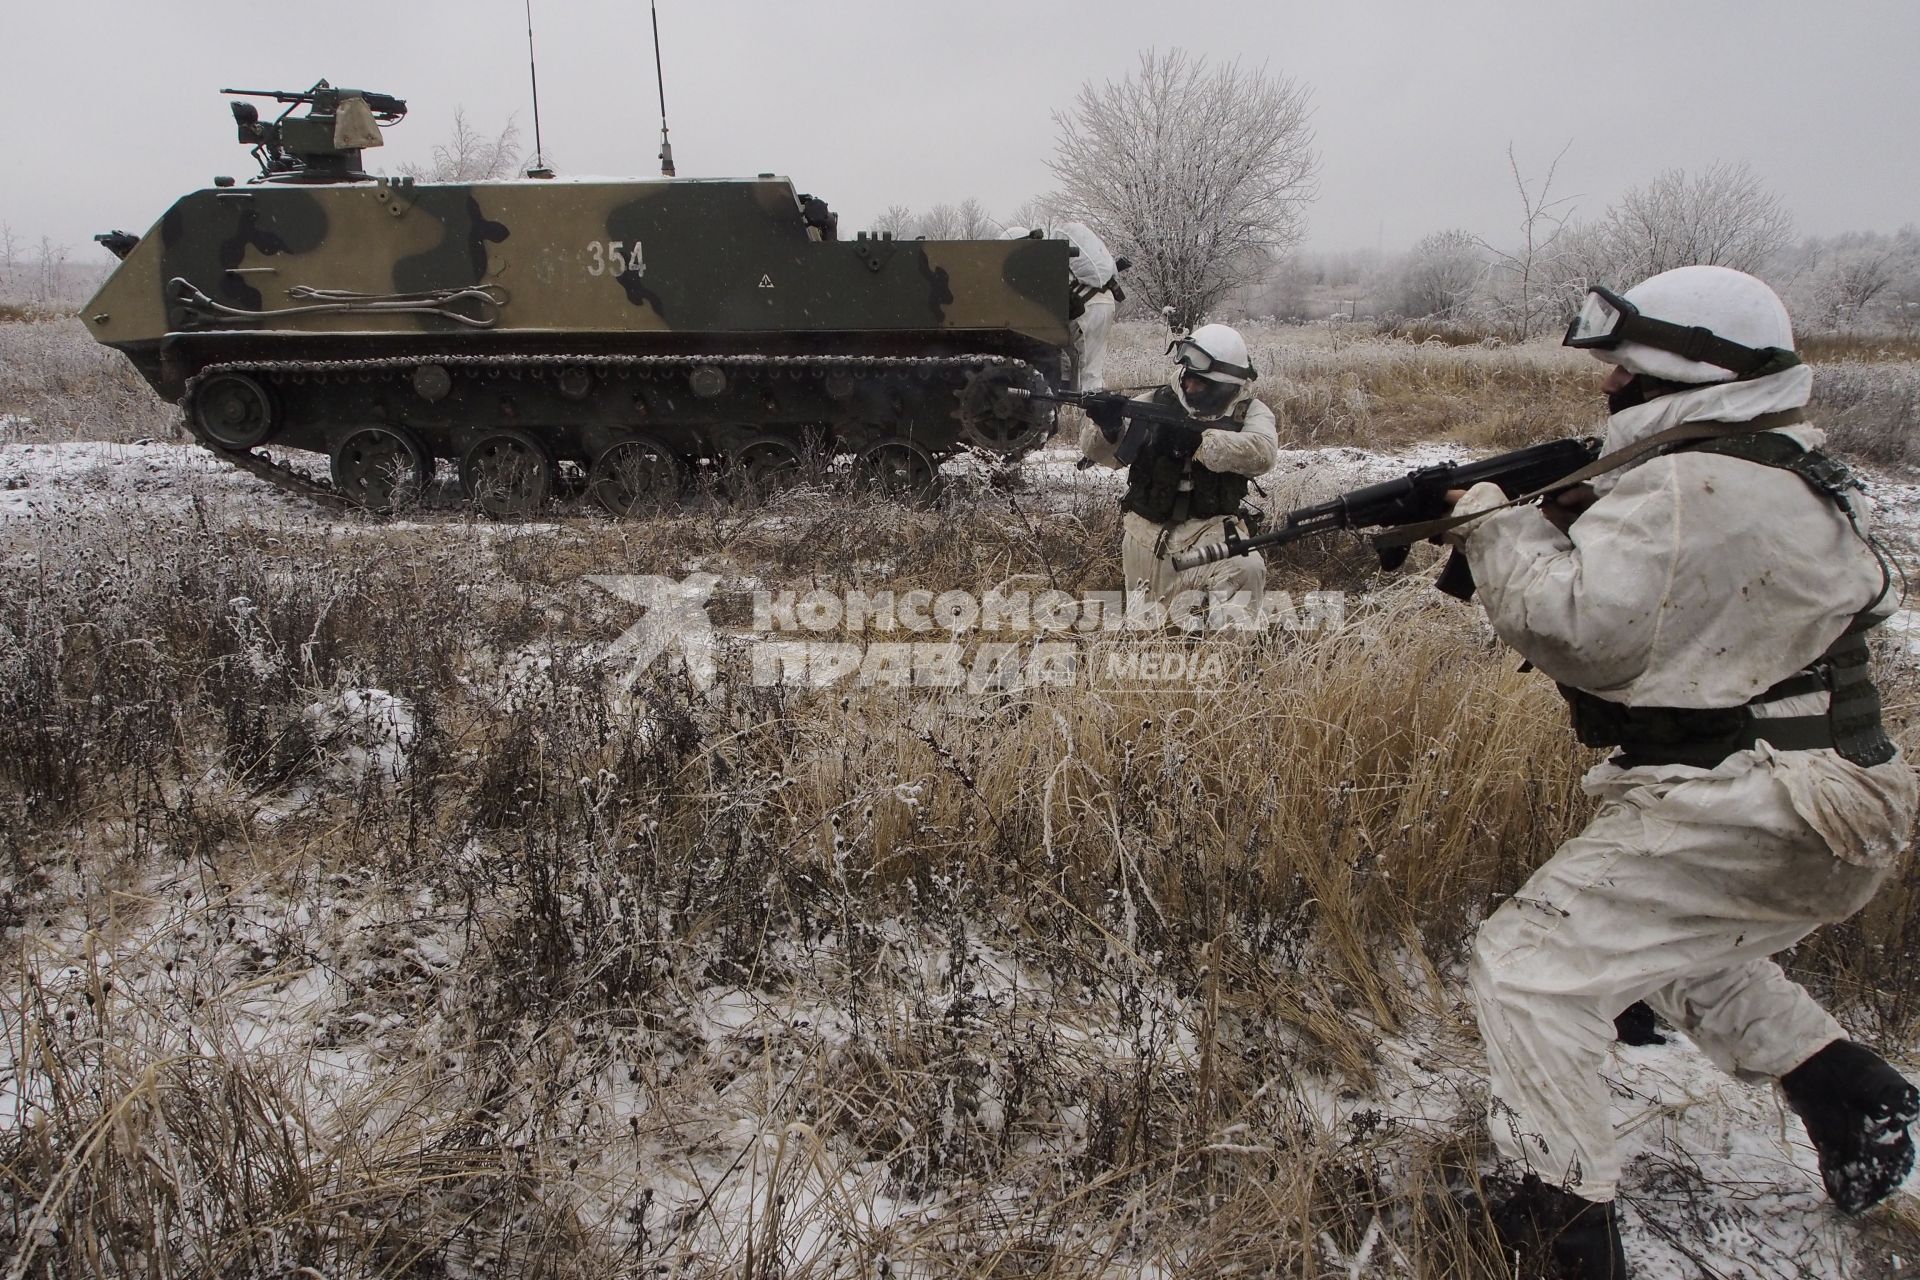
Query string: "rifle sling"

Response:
xmin=1372 ymin=409 xmax=1807 ymax=550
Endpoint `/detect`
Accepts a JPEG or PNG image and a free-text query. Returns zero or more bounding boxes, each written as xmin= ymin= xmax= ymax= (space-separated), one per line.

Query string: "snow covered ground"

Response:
xmin=0 ymin=437 xmax=1567 ymax=533
xmin=5 ymin=434 xmax=1920 ymax=1277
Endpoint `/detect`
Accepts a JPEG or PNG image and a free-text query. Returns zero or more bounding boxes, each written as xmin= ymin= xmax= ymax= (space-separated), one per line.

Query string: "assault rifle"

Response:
xmin=1005 ymin=387 xmax=1199 ymax=466
xmin=1170 ymin=436 xmax=1601 ymax=599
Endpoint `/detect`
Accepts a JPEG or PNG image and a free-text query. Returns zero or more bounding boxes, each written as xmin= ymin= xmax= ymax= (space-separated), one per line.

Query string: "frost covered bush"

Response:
xmin=0 ymin=318 xmax=178 ymax=442
xmin=1812 ymin=360 xmax=1920 ymax=469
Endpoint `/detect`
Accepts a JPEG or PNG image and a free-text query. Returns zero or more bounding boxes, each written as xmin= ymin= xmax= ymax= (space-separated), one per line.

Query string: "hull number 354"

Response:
xmin=586 ymin=240 xmax=646 ymax=278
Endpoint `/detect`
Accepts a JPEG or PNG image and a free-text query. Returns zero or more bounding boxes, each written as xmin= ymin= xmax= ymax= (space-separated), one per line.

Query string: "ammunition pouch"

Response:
xmin=1121 ymin=390 xmax=1250 ymax=525
xmin=1123 ymin=453 xmax=1248 ymax=524
xmin=1559 ymin=624 xmax=1895 ymax=769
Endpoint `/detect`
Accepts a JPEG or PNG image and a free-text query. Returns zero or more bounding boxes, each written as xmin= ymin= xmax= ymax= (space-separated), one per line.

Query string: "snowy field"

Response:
xmin=5 ymin=364 xmax=1920 ymax=1276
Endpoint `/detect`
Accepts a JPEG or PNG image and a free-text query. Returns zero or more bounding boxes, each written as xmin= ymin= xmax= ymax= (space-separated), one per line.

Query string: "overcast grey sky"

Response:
xmin=5 ymin=0 xmax=1917 ymax=265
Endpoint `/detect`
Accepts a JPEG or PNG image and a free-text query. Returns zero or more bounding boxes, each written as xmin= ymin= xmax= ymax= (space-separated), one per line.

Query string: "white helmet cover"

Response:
xmin=1596 ymin=265 xmax=1795 ymax=384
xmin=1170 ymin=323 xmax=1255 ymax=415
xmin=1177 ymin=323 xmax=1255 ymax=385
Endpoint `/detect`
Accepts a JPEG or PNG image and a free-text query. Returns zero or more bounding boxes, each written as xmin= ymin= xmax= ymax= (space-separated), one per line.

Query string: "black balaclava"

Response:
xmin=1182 ymin=374 xmax=1238 ymax=416
xmin=1606 ymin=373 xmax=1691 ymax=416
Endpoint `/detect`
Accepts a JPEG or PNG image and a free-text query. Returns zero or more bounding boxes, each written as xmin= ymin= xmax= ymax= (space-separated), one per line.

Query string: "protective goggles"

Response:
xmin=1168 ymin=338 xmax=1255 ymax=382
xmin=1563 ymin=285 xmax=1778 ymax=376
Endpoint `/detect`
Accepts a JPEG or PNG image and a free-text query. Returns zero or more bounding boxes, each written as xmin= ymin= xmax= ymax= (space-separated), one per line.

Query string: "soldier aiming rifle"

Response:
xmin=1032 ymin=325 xmax=1278 ymax=622
xmin=1208 ymin=267 xmax=1917 ymax=1280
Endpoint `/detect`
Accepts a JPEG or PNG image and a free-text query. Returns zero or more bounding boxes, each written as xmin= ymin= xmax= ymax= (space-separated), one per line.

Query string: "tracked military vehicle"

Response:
xmin=82 ymin=82 xmax=1071 ymax=514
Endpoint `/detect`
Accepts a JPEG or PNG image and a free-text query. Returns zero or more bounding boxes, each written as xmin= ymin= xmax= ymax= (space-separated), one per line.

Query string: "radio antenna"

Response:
xmin=523 ymin=0 xmax=554 ymax=177
xmin=652 ymin=0 xmax=675 ymax=177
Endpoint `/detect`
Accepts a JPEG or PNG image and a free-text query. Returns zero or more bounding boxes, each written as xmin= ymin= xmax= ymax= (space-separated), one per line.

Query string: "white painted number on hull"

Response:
xmin=587 ymin=241 xmax=646 ymax=279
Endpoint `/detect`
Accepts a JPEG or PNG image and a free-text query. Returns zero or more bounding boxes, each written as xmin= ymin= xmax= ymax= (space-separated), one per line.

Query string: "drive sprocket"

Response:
xmin=955 ymin=363 xmax=1053 ymax=455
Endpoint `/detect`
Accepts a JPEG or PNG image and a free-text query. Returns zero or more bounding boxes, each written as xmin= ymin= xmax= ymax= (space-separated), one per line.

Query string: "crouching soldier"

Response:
xmin=1445 ymin=265 xmax=1919 ymax=1279
xmin=1079 ymin=323 xmax=1278 ymax=625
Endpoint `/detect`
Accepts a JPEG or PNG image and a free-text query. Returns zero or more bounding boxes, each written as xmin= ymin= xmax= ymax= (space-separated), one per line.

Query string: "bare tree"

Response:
xmin=869 ymin=205 xmax=915 ymax=237
xmin=1773 ymin=229 xmax=1920 ymax=334
xmin=398 ymin=109 xmax=523 ymax=183
xmin=1397 ymin=229 xmax=1487 ymax=320
xmin=1005 ymin=197 xmax=1057 ymax=232
xmin=1245 ymin=252 xmax=1315 ymax=322
xmin=1478 ymin=143 xmax=1579 ymax=340
xmin=1593 ymin=161 xmax=1792 ymax=281
xmin=0 ymin=223 xmax=15 ymax=271
xmin=954 ymin=198 xmax=997 ymax=239
xmin=1047 ymin=49 xmax=1318 ymax=328
xmin=1888 ymin=225 xmax=1920 ymax=336
xmin=914 ymin=203 xmax=964 ymax=240
xmin=1804 ymin=235 xmax=1903 ymax=331
xmin=31 ymin=237 xmax=69 ymax=306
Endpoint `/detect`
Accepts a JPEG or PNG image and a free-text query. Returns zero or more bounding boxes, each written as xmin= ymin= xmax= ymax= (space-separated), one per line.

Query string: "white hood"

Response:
xmin=1591 ymin=363 xmax=1815 ymax=495
xmin=1055 ymin=221 xmax=1117 ymax=290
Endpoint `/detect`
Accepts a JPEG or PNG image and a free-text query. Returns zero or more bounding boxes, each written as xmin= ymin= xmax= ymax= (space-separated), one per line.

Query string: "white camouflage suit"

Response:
xmin=1056 ymin=221 xmax=1117 ymax=391
xmin=1453 ymin=362 xmax=1918 ymax=1202
xmin=1079 ymin=377 xmax=1279 ymax=617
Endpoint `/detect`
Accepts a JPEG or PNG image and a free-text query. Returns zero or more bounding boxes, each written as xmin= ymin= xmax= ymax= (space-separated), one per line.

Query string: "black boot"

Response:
xmin=1781 ymin=1038 xmax=1920 ymax=1214
xmin=1487 ymin=1173 xmax=1628 ymax=1280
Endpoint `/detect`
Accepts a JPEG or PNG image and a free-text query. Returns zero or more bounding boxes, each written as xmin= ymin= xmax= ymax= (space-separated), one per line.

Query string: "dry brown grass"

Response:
xmin=1101 ymin=321 xmax=1603 ymax=451
xmin=1102 ymin=320 xmax=1920 ymax=460
xmin=7 ymin=318 xmax=1920 ymax=1276
xmin=1801 ymin=334 xmax=1920 ymax=364
xmin=4 ymin=474 xmax=1919 ymax=1275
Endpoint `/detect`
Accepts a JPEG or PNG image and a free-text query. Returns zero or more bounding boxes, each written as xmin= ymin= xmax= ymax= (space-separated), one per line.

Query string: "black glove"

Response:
xmin=1083 ymin=391 xmax=1130 ymax=440
xmin=1155 ymin=421 xmax=1205 ymax=460
xmin=1613 ymin=1000 xmax=1668 ymax=1046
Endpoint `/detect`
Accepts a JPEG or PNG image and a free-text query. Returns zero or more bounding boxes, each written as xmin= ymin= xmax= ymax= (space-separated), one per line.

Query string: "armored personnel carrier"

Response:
xmin=82 ymin=82 xmax=1070 ymax=514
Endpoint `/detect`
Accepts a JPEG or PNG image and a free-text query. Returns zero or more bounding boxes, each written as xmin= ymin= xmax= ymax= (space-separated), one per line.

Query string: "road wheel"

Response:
xmin=726 ymin=435 xmax=807 ymax=498
xmin=855 ymin=439 xmax=938 ymax=502
xmin=191 ymin=373 xmax=277 ymax=449
xmin=461 ymin=428 xmax=553 ymax=517
xmin=588 ymin=435 xmax=681 ymax=516
xmin=330 ymin=425 xmax=431 ymax=513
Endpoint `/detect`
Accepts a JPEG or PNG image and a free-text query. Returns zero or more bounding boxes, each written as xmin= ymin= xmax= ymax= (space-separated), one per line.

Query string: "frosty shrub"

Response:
xmin=1811 ymin=361 xmax=1920 ymax=469
xmin=0 ymin=318 xmax=179 ymax=442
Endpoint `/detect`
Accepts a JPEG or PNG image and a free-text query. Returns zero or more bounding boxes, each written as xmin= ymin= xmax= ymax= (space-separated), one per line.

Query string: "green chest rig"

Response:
xmin=1120 ymin=387 xmax=1251 ymax=525
xmin=1560 ymin=431 xmax=1897 ymax=770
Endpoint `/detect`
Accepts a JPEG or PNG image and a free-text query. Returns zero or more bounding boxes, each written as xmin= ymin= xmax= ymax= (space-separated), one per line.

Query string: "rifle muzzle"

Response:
xmin=1171 ymin=540 xmax=1238 ymax=571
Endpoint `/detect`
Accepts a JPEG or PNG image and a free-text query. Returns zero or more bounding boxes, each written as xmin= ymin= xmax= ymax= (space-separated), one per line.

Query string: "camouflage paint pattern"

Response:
xmin=84 ymin=176 xmax=1071 ymax=398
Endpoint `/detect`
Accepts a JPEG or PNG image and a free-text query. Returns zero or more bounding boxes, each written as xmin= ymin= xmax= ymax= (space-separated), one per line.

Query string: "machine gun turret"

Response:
xmin=224 ymin=81 xmax=407 ymax=183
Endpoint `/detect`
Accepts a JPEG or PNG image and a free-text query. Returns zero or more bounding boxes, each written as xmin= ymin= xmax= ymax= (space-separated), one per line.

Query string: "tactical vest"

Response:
xmin=1121 ymin=387 xmax=1251 ymax=524
xmin=1067 ymin=277 xmax=1119 ymax=320
xmin=1558 ymin=432 xmax=1895 ymax=769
